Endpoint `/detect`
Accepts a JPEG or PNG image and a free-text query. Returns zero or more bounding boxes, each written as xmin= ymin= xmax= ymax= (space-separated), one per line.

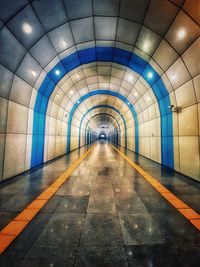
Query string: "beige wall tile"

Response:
xmin=3 ymin=134 xmax=26 ymax=179
xmin=175 ymin=80 xmax=196 ymax=108
xmin=0 ymin=134 xmax=5 ymax=181
xmin=7 ymin=101 xmax=28 ymax=134
xmin=179 ymin=136 xmax=200 ymax=180
xmin=179 ymin=104 xmax=198 ymax=136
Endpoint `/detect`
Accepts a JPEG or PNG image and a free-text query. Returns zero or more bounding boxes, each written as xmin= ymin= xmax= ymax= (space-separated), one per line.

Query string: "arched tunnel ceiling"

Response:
xmin=0 ymin=0 xmax=199 ymax=180
xmin=49 ymin=64 xmax=158 ymax=122
xmin=88 ymin=114 xmax=119 ymax=135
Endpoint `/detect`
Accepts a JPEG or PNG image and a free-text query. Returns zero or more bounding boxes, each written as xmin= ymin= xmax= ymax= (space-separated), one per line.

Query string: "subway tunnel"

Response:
xmin=0 ymin=0 xmax=200 ymax=265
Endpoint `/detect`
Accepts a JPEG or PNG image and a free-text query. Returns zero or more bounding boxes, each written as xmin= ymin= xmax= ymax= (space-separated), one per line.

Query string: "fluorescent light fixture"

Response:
xmin=22 ymin=23 xmax=32 ymax=34
xmin=55 ymin=70 xmax=60 ymax=76
xmin=147 ymin=72 xmax=153 ymax=79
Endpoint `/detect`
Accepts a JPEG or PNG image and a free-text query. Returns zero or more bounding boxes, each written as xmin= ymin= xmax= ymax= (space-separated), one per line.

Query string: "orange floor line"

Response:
xmin=112 ymin=145 xmax=200 ymax=232
xmin=0 ymin=145 xmax=96 ymax=255
xmin=190 ymin=219 xmax=200 ymax=230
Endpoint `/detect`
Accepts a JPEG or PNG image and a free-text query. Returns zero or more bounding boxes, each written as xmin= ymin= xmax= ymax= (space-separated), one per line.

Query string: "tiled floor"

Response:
xmin=0 ymin=143 xmax=200 ymax=266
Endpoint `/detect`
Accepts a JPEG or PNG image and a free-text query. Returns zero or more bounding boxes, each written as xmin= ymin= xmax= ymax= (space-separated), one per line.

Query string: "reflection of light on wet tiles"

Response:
xmin=0 ymin=145 xmax=96 ymax=254
xmin=112 ymin=145 xmax=200 ymax=232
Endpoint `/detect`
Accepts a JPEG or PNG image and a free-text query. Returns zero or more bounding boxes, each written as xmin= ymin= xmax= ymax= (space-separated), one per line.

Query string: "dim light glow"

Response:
xmin=143 ymin=41 xmax=150 ymax=52
xmin=61 ymin=40 xmax=67 ymax=48
xmin=70 ymin=90 xmax=74 ymax=95
xmin=31 ymin=70 xmax=37 ymax=77
xmin=22 ymin=23 xmax=32 ymax=34
xmin=171 ymin=75 xmax=176 ymax=81
xmin=127 ymin=74 xmax=134 ymax=83
xmin=75 ymin=74 xmax=80 ymax=80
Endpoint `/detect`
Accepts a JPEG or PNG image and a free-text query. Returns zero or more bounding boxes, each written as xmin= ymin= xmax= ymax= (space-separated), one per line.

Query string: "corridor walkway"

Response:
xmin=0 ymin=143 xmax=200 ymax=266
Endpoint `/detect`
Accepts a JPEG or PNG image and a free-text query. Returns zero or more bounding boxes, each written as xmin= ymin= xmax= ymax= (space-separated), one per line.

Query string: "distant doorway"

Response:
xmin=99 ymin=131 xmax=107 ymax=143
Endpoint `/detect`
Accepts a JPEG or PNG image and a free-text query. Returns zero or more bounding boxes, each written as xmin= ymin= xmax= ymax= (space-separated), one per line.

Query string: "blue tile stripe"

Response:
xmin=78 ymin=105 xmax=127 ymax=148
xmin=31 ymin=46 xmax=174 ymax=169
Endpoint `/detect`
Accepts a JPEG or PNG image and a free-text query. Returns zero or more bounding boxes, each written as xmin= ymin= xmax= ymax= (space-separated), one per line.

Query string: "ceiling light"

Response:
xmin=70 ymin=90 xmax=74 ymax=95
xmin=56 ymin=94 xmax=60 ymax=98
xmin=134 ymin=92 xmax=138 ymax=97
xmin=143 ymin=41 xmax=150 ymax=52
xmin=31 ymin=70 xmax=37 ymax=77
xmin=55 ymin=70 xmax=60 ymax=76
xmin=77 ymin=100 xmax=80 ymax=104
xmin=147 ymin=72 xmax=153 ymax=79
xmin=127 ymin=102 xmax=130 ymax=105
xmin=128 ymin=75 xmax=133 ymax=83
xmin=61 ymin=40 xmax=67 ymax=48
xmin=22 ymin=22 xmax=32 ymax=34
xmin=178 ymin=29 xmax=186 ymax=39
xmin=75 ymin=74 xmax=79 ymax=80
xmin=171 ymin=75 xmax=176 ymax=81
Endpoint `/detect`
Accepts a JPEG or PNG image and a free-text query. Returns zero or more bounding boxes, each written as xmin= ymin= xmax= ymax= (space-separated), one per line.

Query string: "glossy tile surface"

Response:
xmin=0 ymin=143 xmax=200 ymax=266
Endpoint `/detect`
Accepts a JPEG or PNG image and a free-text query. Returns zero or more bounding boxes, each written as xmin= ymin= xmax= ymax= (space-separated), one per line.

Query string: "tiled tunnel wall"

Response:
xmin=0 ymin=0 xmax=199 ymax=182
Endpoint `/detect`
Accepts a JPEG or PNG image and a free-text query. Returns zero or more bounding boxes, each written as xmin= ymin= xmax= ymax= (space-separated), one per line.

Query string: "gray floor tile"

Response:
xmin=80 ymin=213 xmax=124 ymax=245
xmin=75 ymin=246 xmax=128 ymax=267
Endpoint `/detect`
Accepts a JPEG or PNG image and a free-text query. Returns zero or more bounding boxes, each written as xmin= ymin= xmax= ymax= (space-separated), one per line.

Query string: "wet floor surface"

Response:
xmin=0 ymin=143 xmax=200 ymax=266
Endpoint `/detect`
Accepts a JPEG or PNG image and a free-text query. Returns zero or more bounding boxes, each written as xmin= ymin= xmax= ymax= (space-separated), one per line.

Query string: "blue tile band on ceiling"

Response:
xmin=83 ymin=112 xmax=121 ymax=145
xmin=31 ymin=46 xmax=174 ymax=169
xmin=78 ymin=105 xmax=127 ymax=148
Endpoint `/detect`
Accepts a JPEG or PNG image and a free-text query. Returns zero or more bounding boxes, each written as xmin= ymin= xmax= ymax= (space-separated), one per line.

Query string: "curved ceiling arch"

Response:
xmin=31 ymin=46 xmax=173 ymax=168
xmin=48 ymin=63 xmax=159 ymax=122
xmin=85 ymin=113 xmax=121 ymax=136
xmin=85 ymin=113 xmax=120 ymax=142
xmin=63 ymin=89 xmax=137 ymax=154
xmin=78 ymin=105 xmax=127 ymax=148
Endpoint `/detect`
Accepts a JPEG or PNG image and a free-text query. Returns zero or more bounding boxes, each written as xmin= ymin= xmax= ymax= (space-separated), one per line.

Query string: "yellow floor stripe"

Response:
xmin=112 ymin=145 xmax=200 ymax=231
xmin=0 ymin=144 xmax=96 ymax=255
